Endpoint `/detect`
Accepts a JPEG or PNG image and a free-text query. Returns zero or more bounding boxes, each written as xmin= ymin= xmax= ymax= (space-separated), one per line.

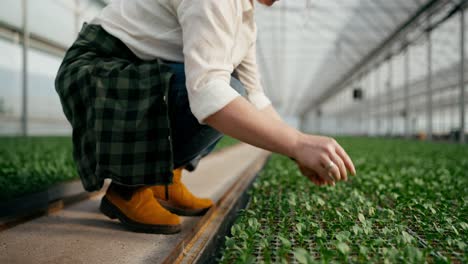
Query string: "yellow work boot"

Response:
xmin=100 ymin=186 xmax=181 ymax=234
xmin=152 ymin=169 xmax=214 ymax=216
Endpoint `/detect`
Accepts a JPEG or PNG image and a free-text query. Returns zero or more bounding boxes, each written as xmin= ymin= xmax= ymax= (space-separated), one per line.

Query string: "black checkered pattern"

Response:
xmin=55 ymin=24 xmax=174 ymax=191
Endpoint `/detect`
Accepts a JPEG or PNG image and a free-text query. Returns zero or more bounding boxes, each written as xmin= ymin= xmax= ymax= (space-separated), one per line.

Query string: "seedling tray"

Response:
xmin=219 ymin=138 xmax=468 ymax=263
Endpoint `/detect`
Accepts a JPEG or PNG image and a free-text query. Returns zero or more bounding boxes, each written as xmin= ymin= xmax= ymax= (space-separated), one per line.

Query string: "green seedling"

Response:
xmin=220 ymin=138 xmax=468 ymax=263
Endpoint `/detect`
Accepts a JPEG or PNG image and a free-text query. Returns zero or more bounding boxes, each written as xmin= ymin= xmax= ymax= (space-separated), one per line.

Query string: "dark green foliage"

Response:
xmin=0 ymin=137 xmax=77 ymax=201
xmin=0 ymin=136 xmax=239 ymax=201
xmin=220 ymin=138 xmax=468 ymax=263
xmin=214 ymin=136 xmax=240 ymax=152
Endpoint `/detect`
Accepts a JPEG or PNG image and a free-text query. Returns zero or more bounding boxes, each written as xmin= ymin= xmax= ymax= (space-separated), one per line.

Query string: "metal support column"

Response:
xmin=387 ymin=57 xmax=393 ymax=136
xmin=74 ymin=0 xmax=80 ymax=36
xmin=336 ymin=96 xmax=340 ymax=136
xmin=375 ymin=64 xmax=381 ymax=136
xmin=358 ymin=76 xmax=364 ymax=136
xmin=279 ymin=3 xmax=286 ymax=113
xmin=460 ymin=9 xmax=466 ymax=144
xmin=316 ymin=109 xmax=322 ymax=135
xmin=21 ymin=0 xmax=29 ymax=137
xmin=271 ymin=13 xmax=278 ymax=107
xmin=372 ymin=68 xmax=378 ymax=136
xmin=426 ymin=23 xmax=433 ymax=141
xmin=367 ymin=73 xmax=372 ymax=136
xmin=404 ymin=46 xmax=411 ymax=139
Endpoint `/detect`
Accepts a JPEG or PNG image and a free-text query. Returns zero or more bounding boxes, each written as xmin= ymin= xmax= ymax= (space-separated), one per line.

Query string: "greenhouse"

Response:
xmin=0 ymin=0 xmax=466 ymax=263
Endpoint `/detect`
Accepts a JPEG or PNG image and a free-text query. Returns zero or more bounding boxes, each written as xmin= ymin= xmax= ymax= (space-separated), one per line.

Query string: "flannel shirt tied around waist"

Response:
xmin=55 ymin=24 xmax=175 ymax=191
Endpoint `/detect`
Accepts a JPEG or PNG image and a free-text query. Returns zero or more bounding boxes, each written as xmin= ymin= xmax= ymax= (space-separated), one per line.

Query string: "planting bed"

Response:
xmin=0 ymin=136 xmax=238 ymax=201
xmin=219 ymin=138 xmax=467 ymax=263
xmin=0 ymin=137 xmax=76 ymax=201
xmin=214 ymin=136 xmax=240 ymax=151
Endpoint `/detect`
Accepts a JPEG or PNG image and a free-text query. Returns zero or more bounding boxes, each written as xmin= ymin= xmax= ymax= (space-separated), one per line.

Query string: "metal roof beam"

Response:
xmin=0 ymin=20 xmax=66 ymax=57
xmin=300 ymin=0 xmax=453 ymax=117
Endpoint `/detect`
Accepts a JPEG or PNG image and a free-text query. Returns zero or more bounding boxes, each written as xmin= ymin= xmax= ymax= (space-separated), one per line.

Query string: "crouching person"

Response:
xmin=55 ymin=0 xmax=355 ymax=234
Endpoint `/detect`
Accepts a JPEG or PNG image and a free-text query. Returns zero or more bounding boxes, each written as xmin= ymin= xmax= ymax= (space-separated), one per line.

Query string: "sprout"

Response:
xmin=293 ymin=248 xmax=315 ymax=264
xmin=278 ymin=236 xmax=291 ymax=249
xmin=358 ymin=213 xmax=366 ymax=223
xmin=219 ymin=138 xmax=467 ymax=263
xmin=336 ymin=242 xmax=350 ymax=255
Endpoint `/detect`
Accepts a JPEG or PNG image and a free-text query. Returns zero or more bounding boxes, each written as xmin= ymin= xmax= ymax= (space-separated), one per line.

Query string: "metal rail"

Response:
xmin=302 ymin=0 xmax=467 ymax=143
xmin=460 ymin=9 xmax=466 ymax=143
xmin=21 ymin=0 xmax=29 ymax=137
xmin=300 ymin=0 xmax=450 ymax=116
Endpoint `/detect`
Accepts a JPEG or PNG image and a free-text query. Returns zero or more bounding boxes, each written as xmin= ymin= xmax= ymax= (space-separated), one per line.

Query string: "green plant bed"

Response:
xmin=219 ymin=138 xmax=468 ymax=263
xmin=0 ymin=135 xmax=239 ymax=201
xmin=214 ymin=136 xmax=240 ymax=152
xmin=0 ymin=136 xmax=77 ymax=201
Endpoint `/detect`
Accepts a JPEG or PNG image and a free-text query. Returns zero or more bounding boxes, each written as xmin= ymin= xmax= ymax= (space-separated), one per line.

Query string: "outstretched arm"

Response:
xmin=178 ymin=0 xmax=355 ymax=184
xmin=260 ymin=104 xmax=282 ymax=121
xmin=204 ymin=97 xmax=356 ymax=185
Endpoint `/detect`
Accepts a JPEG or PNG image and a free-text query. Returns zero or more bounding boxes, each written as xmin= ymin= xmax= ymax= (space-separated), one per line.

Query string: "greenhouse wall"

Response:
xmin=0 ymin=0 xmax=104 ymax=135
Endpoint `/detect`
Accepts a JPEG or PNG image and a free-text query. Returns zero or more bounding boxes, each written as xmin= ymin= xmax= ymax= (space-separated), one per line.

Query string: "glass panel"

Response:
xmin=0 ymin=39 xmax=22 ymax=134
xmin=0 ymin=0 xmax=22 ymax=28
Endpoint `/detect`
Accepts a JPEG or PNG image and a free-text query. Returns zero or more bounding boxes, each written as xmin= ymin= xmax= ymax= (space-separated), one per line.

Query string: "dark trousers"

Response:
xmin=166 ymin=63 xmax=246 ymax=170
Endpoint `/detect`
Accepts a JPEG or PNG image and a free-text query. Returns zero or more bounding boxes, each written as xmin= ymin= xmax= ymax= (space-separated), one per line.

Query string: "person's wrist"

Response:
xmin=289 ymin=130 xmax=304 ymax=161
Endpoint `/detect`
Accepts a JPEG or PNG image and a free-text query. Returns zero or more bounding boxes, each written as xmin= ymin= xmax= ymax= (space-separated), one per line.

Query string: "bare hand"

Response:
xmin=297 ymin=163 xmax=331 ymax=186
xmin=292 ymin=134 xmax=356 ymax=186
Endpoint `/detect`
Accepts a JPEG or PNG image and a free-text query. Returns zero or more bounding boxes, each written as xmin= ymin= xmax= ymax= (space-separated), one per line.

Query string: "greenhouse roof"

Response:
xmin=255 ymin=0 xmax=464 ymax=117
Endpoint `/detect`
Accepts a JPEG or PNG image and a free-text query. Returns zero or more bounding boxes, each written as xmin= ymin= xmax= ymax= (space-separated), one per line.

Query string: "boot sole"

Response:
xmin=157 ymin=199 xmax=211 ymax=217
xmin=100 ymin=197 xmax=181 ymax=234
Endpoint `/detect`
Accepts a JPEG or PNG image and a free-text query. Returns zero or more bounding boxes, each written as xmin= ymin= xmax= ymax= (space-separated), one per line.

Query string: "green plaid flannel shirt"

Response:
xmin=55 ymin=24 xmax=174 ymax=191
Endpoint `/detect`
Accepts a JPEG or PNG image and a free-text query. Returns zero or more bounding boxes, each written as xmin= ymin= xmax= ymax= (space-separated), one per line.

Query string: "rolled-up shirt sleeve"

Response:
xmin=177 ymin=0 xmax=241 ymax=124
xmin=236 ymin=39 xmax=272 ymax=110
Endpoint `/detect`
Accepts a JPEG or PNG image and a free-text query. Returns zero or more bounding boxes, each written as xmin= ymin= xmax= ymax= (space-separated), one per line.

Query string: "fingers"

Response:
xmin=308 ymin=175 xmax=323 ymax=186
xmin=335 ymin=143 xmax=356 ymax=175
xmin=300 ymin=166 xmax=322 ymax=186
xmin=320 ymin=154 xmax=342 ymax=181
xmin=329 ymin=152 xmax=347 ymax=181
xmin=294 ymin=136 xmax=356 ymax=186
xmin=299 ymin=155 xmax=338 ymax=185
xmin=317 ymin=159 xmax=338 ymax=184
xmin=306 ymin=172 xmax=328 ymax=186
xmin=300 ymin=164 xmax=330 ymax=186
xmin=313 ymin=173 xmax=329 ymax=186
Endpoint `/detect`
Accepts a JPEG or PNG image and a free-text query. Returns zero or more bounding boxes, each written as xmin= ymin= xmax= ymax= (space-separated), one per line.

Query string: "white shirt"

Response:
xmin=93 ymin=0 xmax=271 ymax=123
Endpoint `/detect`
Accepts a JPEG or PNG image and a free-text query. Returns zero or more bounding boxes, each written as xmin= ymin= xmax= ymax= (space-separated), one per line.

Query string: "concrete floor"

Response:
xmin=0 ymin=144 xmax=267 ymax=264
